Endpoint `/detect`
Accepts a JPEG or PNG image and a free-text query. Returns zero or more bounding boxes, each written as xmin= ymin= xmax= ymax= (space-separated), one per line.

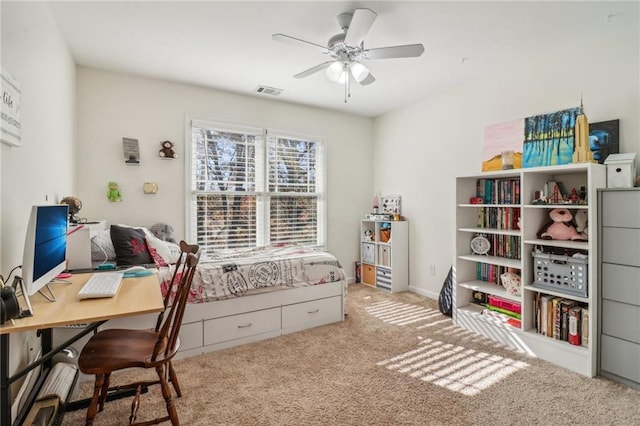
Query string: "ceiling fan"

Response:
xmin=273 ymin=8 xmax=425 ymax=102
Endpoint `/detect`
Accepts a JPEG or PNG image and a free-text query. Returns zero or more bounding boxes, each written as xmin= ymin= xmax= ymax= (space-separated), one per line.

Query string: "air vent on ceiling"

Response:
xmin=254 ymin=85 xmax=283 ymax=96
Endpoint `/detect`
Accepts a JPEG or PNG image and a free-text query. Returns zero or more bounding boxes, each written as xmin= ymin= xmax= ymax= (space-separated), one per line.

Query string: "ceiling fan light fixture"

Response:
xmin=350 ymin=61 xmax=369 ymax=83
xmin=326 ymin=61 xmax=346 ymax=83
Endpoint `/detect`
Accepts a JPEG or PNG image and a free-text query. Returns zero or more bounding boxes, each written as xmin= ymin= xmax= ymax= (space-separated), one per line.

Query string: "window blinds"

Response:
xmin=189 ymin=120 xmax=324 ymax=252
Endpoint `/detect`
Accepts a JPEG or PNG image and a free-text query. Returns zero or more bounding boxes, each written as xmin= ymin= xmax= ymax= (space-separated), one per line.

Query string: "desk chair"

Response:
xmin=156 ymin=241 xmax=199 ymax=398
xmin=78 ymin=243 xmax=200 ymax=426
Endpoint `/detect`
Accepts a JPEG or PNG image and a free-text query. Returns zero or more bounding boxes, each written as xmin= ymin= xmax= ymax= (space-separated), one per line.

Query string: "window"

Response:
xmin=189 ymin=120 xmax=325 ymax=254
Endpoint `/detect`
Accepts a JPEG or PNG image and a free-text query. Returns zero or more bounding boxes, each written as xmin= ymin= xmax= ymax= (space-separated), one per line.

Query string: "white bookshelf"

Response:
xmin=454 ymin=163 xmax=606 ymax=377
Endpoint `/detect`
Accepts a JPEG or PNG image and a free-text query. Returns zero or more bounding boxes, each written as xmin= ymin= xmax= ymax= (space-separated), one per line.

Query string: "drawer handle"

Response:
xmin=237 ymin=323 xmax=252 ymax=328
xmin=308 ymin=308 xmax=320 ymax=314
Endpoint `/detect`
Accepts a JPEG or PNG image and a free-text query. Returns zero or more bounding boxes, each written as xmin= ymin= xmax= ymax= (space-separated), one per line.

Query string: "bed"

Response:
xmin=91 ymin=225 xmax=347 ymax=358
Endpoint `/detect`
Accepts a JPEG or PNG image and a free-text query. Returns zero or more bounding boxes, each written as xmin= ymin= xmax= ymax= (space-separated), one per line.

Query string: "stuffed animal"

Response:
xmin=107 ymin=181 xmax=122 ymax=202
xmin=159 ymin=140 xmax=178 ymax=159
xmin=537 ymin=208 xmax=584 ymax=241
xmin=150 ymin=222 xmax=176 ymax=243
xmin=574 ymin=209 xmax=588 ymax=240
xmin=500 ymin=271 xmax=521 ymax=295
xmin=363 ymin=229 xmax=373 ymax=242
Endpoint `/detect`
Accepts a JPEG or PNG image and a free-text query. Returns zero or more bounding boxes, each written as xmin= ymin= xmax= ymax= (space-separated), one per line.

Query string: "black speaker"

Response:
xmin=0 ymin=286 xmax=20 ymax=324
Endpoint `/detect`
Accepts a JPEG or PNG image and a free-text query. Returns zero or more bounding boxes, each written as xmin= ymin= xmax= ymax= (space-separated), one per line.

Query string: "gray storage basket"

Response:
xmin=532 ymin=251 xmax=588 ymax=297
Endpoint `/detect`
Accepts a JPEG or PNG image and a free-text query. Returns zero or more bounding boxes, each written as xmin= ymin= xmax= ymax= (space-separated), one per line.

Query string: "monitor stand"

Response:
xmin=38 ymin=283 xmax=57 ymax=302
xmin=11 ymin=277 xmax=34 ymax=318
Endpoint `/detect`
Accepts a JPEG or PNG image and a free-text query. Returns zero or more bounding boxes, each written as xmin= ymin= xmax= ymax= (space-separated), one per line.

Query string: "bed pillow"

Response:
xmin=145 ymin=234 xmax=181 ymax=265
xmin=110 ymin=224 xmax=153 ymax=266
xmin=90 ymin=229 xmax=116 ymax=262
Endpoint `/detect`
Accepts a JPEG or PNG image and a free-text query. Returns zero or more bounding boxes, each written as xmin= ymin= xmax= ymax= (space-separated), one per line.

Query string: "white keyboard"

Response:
xmin=78 ymin=272 xmax=124 ymax=299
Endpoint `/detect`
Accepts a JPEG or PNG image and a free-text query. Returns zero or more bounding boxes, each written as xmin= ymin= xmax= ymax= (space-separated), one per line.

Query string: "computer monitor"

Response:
xmin=21 ymin=205 xmax=69 ymax=296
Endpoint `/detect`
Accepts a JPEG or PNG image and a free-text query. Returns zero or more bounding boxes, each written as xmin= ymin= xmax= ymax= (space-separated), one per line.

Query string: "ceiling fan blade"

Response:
xmin=272 ymin=33 xmax=328 ymax=51
xmin=359 ymin=72 xmax=376 ymax=86
xmin=362 ymin=44 xmax=425 ymax=60
xmin=293 ymin=61 xmax=334 ymax=78
xmin=344 ymin=8 xmax=377 ymax=46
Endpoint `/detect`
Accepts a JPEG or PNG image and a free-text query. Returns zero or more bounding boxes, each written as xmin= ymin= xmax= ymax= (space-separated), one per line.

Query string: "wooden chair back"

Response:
xmin=152 ymin=248 xmax=200 ymax=362
xmin=154 ymin=241 xmax=199 ymax=332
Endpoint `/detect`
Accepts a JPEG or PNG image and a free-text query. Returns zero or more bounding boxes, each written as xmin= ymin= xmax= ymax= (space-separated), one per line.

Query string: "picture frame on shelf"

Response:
xmin=381 ymin=195 xmax=401 ymax=215
xmin=123 ymin=137 xmax=140 ymax=165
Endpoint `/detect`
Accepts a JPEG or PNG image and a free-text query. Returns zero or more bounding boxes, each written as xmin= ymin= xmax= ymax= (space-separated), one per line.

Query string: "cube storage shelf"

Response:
xmin=360 ymin=219 xmax=408 ymax=292
xmin=454 ymin=163 xmax=605 ymax=377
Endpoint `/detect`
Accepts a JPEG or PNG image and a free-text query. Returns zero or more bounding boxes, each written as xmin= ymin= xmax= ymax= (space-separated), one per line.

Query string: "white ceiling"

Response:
xmin=47 ymin=1 xmax=638 ymax=118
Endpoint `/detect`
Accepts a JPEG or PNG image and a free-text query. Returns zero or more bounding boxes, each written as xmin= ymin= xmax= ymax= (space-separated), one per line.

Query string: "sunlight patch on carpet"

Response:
xmin=365 ymin=300 xmax=443 ymax=327
xmin=377 ymin=338 xmax=529 ymax=396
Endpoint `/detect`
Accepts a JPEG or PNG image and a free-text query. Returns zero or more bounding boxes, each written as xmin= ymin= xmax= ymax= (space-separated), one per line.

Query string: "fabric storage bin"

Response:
xmin=362 ymin=243 xmax=375 ymax=264
xmin=376 ymin=267 xmax=392 ymax=291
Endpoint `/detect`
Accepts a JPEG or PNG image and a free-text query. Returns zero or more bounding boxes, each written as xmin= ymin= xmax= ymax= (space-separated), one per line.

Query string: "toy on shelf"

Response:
xmin=500 ymin=271 xmax=521 ymax=296
xmin=574 ymin=209 xmax=588 ymax=240
xmin=159 ymin=140 xmax=178 ymax=159
xmin=537 ymin=208 xmax=584 ymax=241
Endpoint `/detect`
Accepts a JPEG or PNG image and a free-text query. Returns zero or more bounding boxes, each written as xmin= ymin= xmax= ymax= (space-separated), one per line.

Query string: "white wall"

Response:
xmin=75 ymin=68 xmax=373 ymax=274
xmin=1 ymin=0 xmax=76 ymax=397
xmin=374 ymin=18 xmax=640 ymax=298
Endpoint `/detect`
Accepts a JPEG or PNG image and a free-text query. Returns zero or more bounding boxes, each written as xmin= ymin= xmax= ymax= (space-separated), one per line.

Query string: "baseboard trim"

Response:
xmin=408 ymin=285 xmax=438 ymax=300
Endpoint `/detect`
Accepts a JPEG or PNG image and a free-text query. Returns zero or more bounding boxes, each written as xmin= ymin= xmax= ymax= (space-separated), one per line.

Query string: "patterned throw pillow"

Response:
xmin=90 ymin=229 xmax=116 ymax=261
xmin=110 ymin=224 xmax=153 ymax=266
xmin=145 ymin=235 xmax=181 ymax=265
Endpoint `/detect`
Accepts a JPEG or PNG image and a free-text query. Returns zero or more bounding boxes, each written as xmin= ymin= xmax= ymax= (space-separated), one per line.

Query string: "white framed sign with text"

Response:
xmin=1 ymin=67 xmax=21 ymax=147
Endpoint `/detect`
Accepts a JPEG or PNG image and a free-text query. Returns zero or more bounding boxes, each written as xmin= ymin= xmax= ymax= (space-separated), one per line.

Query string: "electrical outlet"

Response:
xmin=428 ymin=264 xmax=436 ymax=275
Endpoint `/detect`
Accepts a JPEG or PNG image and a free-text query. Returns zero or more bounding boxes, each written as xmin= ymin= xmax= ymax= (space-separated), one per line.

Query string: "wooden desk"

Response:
xmin=0 ymin=272 xmax=164 ymax=425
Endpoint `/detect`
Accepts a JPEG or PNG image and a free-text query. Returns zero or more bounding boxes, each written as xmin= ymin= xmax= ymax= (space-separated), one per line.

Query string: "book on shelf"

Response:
xmin=582 ymin=308 xmax=589 ymax=348
xmin=560 ymin=300 xmax=576 ymax=341
xmin=568 ymin=306 xmax=582 ymax=346
xmin=533 ymin=293 xmax=588 ymax=344
xmin=552 ymin=297 xmax=562 ymax=340
xmin=546 ymin=297 xmax=554 ymax=337
xmin=539 ymin=294 xmax=552 ymax=336
xmin=475 ymin=178 xmax=520 ymax=205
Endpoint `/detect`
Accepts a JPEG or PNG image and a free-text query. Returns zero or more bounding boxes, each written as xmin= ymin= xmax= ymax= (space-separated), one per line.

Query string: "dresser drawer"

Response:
xmin=602 ymin=263 xmax=640 ymax=306
xmin=600 ymin=334 xmax=640 ymax=384
xmin=601 ymin=227 xmax=640 ymax=267
xmin=601 ymin=299 xmax=640 ymax=344
xmin=601 ymin=190 xmax=640 ymax=228
xmin=203 ymin=307 xmax=281 ymax=346
xmin=282 ymin=296 xmax=342 ymax=331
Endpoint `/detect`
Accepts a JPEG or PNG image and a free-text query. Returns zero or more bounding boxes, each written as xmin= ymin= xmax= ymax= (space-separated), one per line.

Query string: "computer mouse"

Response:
xmin=124 ymin=265 xmax=146 ymax=273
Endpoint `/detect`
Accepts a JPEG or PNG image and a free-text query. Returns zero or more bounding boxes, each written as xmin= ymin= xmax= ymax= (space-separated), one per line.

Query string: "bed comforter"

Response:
xmin=157 ymin=245 xmax=345 ymax=304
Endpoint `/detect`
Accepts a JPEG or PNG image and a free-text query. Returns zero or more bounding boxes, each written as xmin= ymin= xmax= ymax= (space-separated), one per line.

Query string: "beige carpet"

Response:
xmin=63 ymin=284 xmax=640 ymax=425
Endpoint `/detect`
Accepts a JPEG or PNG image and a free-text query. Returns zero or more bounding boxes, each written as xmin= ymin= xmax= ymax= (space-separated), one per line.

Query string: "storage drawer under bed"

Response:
xmin=282 ymin=296 xmax=343 ymax=332
xmin=203 ymin=307 xmax=281 ymax=346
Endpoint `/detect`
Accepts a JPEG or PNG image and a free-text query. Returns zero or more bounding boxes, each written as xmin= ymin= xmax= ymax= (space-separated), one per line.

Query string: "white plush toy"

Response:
xmin=363 ymin=229 xmax=373 ymax=242
xmin=574 ymin=209 xmax=588 ymax=240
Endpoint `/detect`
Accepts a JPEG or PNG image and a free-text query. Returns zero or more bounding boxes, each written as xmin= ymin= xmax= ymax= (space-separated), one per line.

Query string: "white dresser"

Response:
xmin=598 ymin=188 xmax=640 ymax=389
